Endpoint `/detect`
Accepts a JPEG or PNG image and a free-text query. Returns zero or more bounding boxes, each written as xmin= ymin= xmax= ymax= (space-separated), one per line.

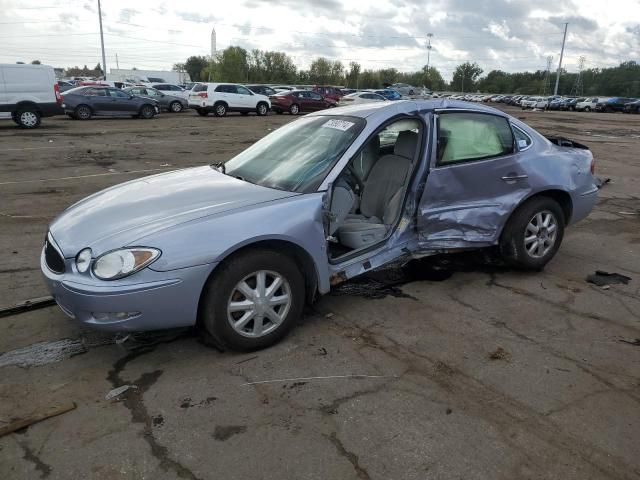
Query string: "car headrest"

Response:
xmin=393 ymin=130 xmax=418 ymax=160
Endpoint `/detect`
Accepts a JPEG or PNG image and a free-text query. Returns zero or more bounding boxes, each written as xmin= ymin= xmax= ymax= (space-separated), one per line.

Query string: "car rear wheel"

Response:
xmin=14 ymin=107 xmax=41 ymax=128
xmin=75 ymin=105 xmax=92 ymax=120
xmin=584 ymin=107 xmax=591 ymax=112
xmin=140 ymin=105 xmax=155 ymax=119
xmin=289 ymin=103 xmax=300 ymax=115
xmin=256 ymin=102 xmax=268 ymax=116
xmin=214 ymin=102 xmax=227 ymax=117
xmin=200 ymin=249 xmax=305 ymax=351
xmin=500 ymin=197 xmax=565 ymax=270
xmin=169 ymin=101 xmax=183 ymax=113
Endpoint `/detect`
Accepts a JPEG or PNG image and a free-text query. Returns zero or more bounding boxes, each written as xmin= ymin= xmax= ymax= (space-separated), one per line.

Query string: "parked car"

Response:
xmin=57 ymin=80 xmax=75 ymax=93
xmin=247 ymin=85 xmax=278 ymax=97
xmin=188 ymin=83 xmax=271 ymax=117
xmin=623 ymin=99 xmax=640 ymax=113
xmin=521 ymin=96 xmax=543 ymax=109
xmin=337 ymin=91 xmax=386 ymax=106
xmin=41 ymin=99 xmax=597 ymax=351
xmin=561 ymin=97 xmax=583 ymax=111
xmin=596 ymin=97 xmax=637 ymax=113
xmin=312 ymin=85 xmax=343 ymax=102
xmin=340 ymin=88 xmax=357 ymax=95
xmin=60 ymin=86 xmax=159 ymax=120
xmin=547 ymin=97 xmax=566 ymax=110
xmin=270 ymin=90 xmax=336 ymax=114
xmin=273 ymin=86 xmax=294 ymax=93
xmin=124 ymin=86 xmax=188 ymax=113
xmin=0 ymin=63 xmax=62 ymax=128
xmin=389 ymin=83 xmax=417 ymax=96
xmin=151 ymin=83 xmax=188 ymax=100
xmin=373 ymin=89 xmax=403 ymax=101
xmin=575 ymin=97 xmax=598 ymax=112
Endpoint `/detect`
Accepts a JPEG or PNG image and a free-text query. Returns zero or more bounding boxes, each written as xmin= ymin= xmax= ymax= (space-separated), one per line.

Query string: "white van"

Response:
xmin=0 ymin=64 xmax=63 ymax=128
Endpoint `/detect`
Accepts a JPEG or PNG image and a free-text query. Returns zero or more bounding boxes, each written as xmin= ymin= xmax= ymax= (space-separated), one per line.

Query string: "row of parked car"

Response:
xmin=452 ymin=92 xmax=640 ymax=113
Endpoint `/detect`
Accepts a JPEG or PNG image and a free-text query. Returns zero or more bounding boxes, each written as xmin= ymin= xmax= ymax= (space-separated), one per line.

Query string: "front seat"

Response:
xmin=337 ymin=131 xmax=418 ymax=249
xmin=353 ymin=135 xmax=380 ymax=182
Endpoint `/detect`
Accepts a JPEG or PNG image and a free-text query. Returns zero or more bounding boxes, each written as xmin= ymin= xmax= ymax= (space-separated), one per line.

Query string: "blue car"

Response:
xmin=374 ymin=89 xmax=403 ymax=101
xmin=42 ymin=100 xmax=597 ymax=350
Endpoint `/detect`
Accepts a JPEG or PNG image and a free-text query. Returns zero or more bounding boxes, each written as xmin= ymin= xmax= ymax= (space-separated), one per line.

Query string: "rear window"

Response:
xmin=193 ymin=83 xmax=208 ymax=92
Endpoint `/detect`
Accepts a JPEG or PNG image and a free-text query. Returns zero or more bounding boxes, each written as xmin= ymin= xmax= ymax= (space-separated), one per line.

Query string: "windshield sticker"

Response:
xmin=322 ymin=119 xmax=355 ymax=131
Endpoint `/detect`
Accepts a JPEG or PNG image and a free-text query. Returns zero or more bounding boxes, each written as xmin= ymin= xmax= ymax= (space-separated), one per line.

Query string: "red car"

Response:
xmin=312 ymin=85 xmax=343 ymax=102
xmin=269 ymin=90 xmax=336 ymax=115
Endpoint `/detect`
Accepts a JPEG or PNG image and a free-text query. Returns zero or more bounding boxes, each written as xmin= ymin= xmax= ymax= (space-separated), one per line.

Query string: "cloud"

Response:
xmin=119 ymin=8 xmax=140 ymax=23
xmin=177 ymin=11 xmax=217 ymax=23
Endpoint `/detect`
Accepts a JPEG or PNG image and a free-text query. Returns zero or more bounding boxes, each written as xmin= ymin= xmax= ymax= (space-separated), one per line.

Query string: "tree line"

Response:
xmin=177 ymin=46 xmax=637 ymax=97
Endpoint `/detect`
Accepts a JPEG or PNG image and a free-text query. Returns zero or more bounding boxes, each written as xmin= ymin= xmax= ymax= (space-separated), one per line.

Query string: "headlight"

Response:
xmin=93 ymin=248 xmax=160 ymax=280
xmin=76 ymin=248 xmax=92 ymax=273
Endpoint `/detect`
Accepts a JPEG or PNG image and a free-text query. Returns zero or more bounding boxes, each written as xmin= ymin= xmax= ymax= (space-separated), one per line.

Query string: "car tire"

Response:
xmin=584 ymin=106 xmax=591 ymax=112
xmin=200 ymin=249 xmax=305 ymax=351
xmin=14 ymin=107 xmax=41 ymax=128
xmin=289 ymin=103 xmax=300 ymax=115
xmin=196 ymin=108 xmax=209 ymax=116
xmin=75 ymin=105 xmax=92 ymax=120
xmin=409 ymin=90 xmax=414 ymax=95
xmin=256 ymin=102 xmax=269 ymax=116
xmin=500 ymin=196 xmax=565 ymax=270
xmin=139 ymin=104 xmax=155 ymax=119
xmin=169 ymin=101 xmax=183 ymax=113
xmin=214 ymin=102 xmax=227 ymax=117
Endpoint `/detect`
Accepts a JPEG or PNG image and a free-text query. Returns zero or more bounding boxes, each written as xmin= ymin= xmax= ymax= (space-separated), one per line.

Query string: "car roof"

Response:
xmin=310 ymin=98 xmax=509 ymax=119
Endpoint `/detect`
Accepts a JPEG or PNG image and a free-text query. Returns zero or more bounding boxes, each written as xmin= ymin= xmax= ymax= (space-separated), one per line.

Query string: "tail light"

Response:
xmin=590 ymin=158 xmax=596 ymax=175
xmin=197 ymin=92 xmax=208 ymax=98
xmin=54 ymin=83 xmax=62 ymax=104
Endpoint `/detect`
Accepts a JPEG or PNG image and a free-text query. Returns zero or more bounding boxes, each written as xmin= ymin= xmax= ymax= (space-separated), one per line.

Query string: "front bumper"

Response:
xmin=41 ymin=247 xmax=216 ymax=332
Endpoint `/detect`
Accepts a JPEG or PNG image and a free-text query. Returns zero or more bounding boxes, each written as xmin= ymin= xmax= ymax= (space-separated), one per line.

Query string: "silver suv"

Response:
xmin=188 ymin=83 xmax=271 ymax=117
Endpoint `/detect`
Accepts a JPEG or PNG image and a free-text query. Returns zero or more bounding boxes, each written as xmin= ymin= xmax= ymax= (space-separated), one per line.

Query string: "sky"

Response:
xmin=0 ymin=0 xmax=638 ymax=80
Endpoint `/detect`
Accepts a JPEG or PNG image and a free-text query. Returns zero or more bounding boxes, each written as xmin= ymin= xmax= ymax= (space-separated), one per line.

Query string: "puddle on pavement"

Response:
xmin=331 ymin=252 xmax=505 ymax=300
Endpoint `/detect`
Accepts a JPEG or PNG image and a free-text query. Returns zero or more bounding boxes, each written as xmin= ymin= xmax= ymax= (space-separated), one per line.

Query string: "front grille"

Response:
xmin=44 ymin=234 xmax=65 ymax=274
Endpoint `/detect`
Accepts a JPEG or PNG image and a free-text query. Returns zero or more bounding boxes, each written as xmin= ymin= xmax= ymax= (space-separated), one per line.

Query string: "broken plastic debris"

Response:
xmin=105 ymin=385 xmax=137 ymax=400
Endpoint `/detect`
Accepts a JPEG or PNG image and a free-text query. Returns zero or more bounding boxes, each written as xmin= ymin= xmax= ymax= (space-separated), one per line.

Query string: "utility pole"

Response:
xmin=570 ymin=56 xmax=586 ymax=97
xmin=97 ymin=0 xmax=107 ymax=80
xmin=425 ymin=33 xmax=433 ymax=87
xmin=461 ymin=72 xmax=464 ymax=94
xmin=554 ymin=22 xmax=568 ymax=95
xmin=115 ymin=53 xmax=119 ymax=70
xmin=542 ymin=55 xmax=553 ymax=95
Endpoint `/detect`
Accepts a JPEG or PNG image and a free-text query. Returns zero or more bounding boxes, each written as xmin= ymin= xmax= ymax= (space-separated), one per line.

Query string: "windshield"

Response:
xmin=224 ymin=115 xmax=365 ymax=193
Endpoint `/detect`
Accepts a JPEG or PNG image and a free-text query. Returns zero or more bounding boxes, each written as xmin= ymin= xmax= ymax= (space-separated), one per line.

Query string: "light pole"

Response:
xmin=554 ymin=22 xmax=568 ymax=95
xmin=97 ymin=0 xmax=107 ymax=80
xmin=425 ymin=33 xmax=433 ymax=87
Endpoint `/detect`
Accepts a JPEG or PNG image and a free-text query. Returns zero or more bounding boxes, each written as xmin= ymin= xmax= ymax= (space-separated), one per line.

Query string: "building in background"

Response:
xmin=107 ymin=69 xmax=190 ymax=85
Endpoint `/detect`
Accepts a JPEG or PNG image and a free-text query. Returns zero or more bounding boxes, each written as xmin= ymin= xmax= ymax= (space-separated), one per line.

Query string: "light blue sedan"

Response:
xmin=42 ymin=100 xmax=598 ymax=350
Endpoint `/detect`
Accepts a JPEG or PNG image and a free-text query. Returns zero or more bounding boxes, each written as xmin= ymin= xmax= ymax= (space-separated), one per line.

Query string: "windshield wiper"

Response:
xmin=210 ymin=161 xmax=226 ymax=174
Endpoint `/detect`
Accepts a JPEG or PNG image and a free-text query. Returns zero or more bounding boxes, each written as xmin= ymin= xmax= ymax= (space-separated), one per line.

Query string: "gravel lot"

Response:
xmin=1 ymin=106 xmax=639 ymax=480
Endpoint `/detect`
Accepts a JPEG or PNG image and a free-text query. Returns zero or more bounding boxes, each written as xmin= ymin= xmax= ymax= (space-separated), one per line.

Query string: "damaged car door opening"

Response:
xmin=41 ymin=99 xmax=597 ymax=351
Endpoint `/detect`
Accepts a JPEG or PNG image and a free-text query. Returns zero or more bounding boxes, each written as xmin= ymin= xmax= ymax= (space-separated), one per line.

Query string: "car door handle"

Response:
xmin=501 ymin=174 xmax=528 ymax=181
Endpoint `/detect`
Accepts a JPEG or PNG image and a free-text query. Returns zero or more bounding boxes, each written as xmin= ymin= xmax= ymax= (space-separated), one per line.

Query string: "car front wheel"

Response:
xmin=256 ymin=102 xmax=269 ymax=116
xmin=500 ymin=197 xmax=565 ymax=270
xmin=139 ymin=105 xmax=155 ymax=119
xmin=289 ymin=103 xmax=300 ymax=115
xmin=169 ymin=101 xmax=183 ymax=113
xmin=200 ymin=249 xmax=305 ymax=351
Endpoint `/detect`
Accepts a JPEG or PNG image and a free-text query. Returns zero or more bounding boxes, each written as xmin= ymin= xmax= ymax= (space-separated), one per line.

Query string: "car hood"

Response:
xmin=49 ymin=166 xmax=298 ymax=257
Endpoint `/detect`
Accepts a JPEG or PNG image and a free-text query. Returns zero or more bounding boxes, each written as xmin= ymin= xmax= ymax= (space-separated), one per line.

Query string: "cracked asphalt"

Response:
xmin=1 ymin=106 xmax=639 ymax=480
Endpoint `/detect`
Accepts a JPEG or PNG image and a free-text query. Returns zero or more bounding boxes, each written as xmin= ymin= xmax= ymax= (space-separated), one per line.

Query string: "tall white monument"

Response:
xmin=211 ymin=27 xmax=216 ymax=56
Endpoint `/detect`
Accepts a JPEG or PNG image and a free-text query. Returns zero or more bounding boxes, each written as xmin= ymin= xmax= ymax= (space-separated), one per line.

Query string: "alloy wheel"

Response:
xmin=524 ymin=210 xmax=558 ymax=259
xmin=227 ymin=270 xmax=292 ymax=338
